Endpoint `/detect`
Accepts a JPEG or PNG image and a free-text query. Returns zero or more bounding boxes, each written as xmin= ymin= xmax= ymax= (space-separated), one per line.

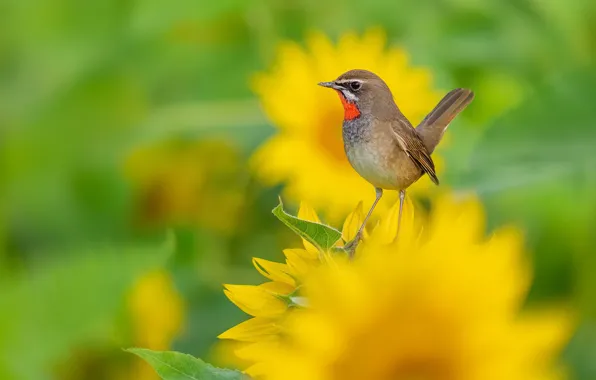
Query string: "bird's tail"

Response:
xmin=416 ymin=88 xmax=474 ymax=153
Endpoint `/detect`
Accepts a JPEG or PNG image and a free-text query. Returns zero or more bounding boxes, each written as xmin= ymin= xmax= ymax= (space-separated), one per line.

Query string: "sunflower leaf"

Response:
xmin=126 ymin=348 xmax=247 ymax=380
xmin=272 ymin=198 xmax=342 ymax=251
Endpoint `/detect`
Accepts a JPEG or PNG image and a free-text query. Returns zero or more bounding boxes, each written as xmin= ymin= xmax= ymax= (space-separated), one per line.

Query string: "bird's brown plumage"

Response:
xmin=320 ymin=69 xmax=473 ymax=189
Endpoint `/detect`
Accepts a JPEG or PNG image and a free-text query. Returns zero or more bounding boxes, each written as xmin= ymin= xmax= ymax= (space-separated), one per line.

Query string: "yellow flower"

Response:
xmin=252 ymin=29 xmax=443 ymax=220
xmin=253 ymin=196 xmax=573 ymax=380
xmin=218 ymin=198 xmax=416 ymax=377
xmin=124 ymin=139 xmax=245 ymax=234
xmin=129 ymin=270 xmax=185 ymax=379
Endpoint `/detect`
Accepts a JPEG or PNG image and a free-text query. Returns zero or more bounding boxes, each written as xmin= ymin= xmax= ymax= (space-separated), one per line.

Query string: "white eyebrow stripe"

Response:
xmin=335 ymin=79 xmax=364 ymax=85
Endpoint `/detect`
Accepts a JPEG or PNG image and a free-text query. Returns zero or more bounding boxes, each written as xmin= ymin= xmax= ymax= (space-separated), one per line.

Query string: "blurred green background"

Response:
xmin=1 ymin=0 xmax=596 ymax=379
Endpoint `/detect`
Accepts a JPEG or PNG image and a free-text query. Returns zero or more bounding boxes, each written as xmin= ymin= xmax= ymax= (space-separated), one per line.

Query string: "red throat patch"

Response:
xmin=335 ymin=90 xmax=361 ymax=120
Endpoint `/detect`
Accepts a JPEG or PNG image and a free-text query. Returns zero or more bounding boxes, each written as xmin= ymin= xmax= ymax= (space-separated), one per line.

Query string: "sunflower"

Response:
xmin=218 ymin=198 xmax=416 ymax=377
xmin=252 ymin=196 xmax=573 ymax=380
xmin=251 ymin=28 xmax=443 ymax=220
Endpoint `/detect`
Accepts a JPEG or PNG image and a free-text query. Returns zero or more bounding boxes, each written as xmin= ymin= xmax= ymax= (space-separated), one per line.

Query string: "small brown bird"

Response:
xmin=319 ymin=69 xmax=474 ymax=252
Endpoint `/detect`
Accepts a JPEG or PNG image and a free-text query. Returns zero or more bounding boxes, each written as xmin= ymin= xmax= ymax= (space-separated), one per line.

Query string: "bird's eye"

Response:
xmin=349 ymin=81 xmax=362 ymax=91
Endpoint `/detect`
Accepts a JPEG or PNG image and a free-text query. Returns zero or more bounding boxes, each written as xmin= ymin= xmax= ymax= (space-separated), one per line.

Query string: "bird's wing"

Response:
xmin=390 ymin=119 xmax=439 ymax=185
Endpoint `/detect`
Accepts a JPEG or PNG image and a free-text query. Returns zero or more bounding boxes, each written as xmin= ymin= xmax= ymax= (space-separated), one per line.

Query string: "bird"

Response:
xmin=318 ymin=69 xmax=474 ymax=254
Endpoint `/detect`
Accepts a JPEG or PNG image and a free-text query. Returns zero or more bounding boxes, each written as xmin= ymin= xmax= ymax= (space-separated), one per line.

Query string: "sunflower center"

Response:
xmin=317 ymin=109 xmax=348 ymax=164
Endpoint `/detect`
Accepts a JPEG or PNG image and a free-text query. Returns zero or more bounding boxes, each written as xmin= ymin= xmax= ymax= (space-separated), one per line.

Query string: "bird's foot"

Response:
xmin=343 ymin=233 xmax=362 ymax=258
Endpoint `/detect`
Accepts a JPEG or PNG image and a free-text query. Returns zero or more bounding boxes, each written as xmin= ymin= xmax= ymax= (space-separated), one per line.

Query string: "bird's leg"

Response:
xmin=396 ymin=189 xmax=406 ymax=239
xmin=344 ymin=187 xmax=383 ymax=256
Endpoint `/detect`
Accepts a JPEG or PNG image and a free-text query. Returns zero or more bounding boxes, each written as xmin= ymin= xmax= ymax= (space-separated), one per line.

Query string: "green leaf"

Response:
xmin=272 ymin=199 xmax=342 ymax=251
xmin=126 ymin=348 xmax=246 ymax=380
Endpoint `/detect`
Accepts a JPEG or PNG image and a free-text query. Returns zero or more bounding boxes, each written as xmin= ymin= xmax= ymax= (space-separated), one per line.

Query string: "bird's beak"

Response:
xmin=318 ymin=81 xmax=342 ymax=90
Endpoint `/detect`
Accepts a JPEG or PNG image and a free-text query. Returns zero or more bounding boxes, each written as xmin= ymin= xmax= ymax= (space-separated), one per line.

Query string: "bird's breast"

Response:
xmin=343 ymin=119 xmax=421 ymax=190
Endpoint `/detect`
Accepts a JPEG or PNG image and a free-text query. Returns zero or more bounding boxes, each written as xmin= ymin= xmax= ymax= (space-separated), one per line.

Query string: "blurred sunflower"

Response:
xmin=253 ymin=196 xmax=573 ymax=380
xmin=218 ymin=198 xmax=416 ymax=377
xmin=129 ymin=270 xmax=185 ymax=379
xmin=124 ymin=139 xmax=246 ymax=234
xmin=252 ymin=28 xmax=443 ymax=220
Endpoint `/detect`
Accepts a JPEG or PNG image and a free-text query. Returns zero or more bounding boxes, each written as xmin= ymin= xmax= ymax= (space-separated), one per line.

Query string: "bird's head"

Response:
xmin=318 ymin=69 xmax=395 ymax=121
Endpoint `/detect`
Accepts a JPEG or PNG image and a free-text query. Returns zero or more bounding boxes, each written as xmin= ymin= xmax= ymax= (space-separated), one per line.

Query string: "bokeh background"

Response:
xmin=1 ymin=0 xmax=596 ymax=379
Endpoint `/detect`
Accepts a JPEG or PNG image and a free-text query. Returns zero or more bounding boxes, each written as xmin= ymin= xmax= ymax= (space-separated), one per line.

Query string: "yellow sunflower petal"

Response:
xmin=218 ymin=317 xmax=280 ymax=342
xmin=366 ymin=194 xmax=419 ymax=247
xmin=260 ymin=281 xmax=296 ymax=294
xmin=394 ymin=195 xmax=419 ymax=244
xmin=297 ymin=201 xmax=321 ymax=223
xmin=341 ymin=201 xmax=364 ymax=242
xmin=513 ymin=309 xmax=574 ymax=362
xmin=481 ymin=226 xmax=530 ymax=313
xmin=368 ymin=198 xmax=400 ymax=244
xmin=245 ymin=362 xmax=273 ymax=379
xmin=223 ymin=283 xmax=291 ymax=318
xmin=283 ymin=249 xmax=318 ymax=279
xmin=252 ymin=258 xmax=296 ymax=287
xmin=235 ymin=340 xmax=280 ymax=362
xmin=427 ymin=194 xmax=485 ymax=248
xmin=283 ymin=247 xmax=317 ymax=261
